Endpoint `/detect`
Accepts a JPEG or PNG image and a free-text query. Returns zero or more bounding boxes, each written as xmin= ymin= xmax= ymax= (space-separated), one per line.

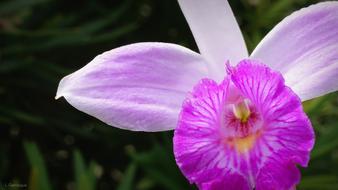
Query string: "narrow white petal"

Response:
xmin=178 ymin=0 xmax=248 ymax=81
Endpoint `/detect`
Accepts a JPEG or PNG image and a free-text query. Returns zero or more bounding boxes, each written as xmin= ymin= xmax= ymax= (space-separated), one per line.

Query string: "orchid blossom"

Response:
xmin=56 ymin=1 xmax=338 ymax=189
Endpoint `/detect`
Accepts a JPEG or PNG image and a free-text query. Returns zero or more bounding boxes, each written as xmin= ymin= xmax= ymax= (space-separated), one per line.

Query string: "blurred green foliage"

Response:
xmin=0 ymin=0 xmax=337 ymax=189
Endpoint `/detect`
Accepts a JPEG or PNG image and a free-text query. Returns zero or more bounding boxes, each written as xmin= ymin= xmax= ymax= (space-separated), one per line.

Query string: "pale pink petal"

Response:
xmin=251 ymin=2 xmax=338 ymax=101
xmin=56 ymin=42 xmax=208 ymax=132
xmin=178 ymin=0 xmax=248 ymax=81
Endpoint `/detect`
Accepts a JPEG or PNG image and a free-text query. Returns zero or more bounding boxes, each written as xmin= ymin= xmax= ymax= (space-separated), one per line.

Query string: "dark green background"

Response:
xmin=1 ymin=0 xmax=337 ymax=189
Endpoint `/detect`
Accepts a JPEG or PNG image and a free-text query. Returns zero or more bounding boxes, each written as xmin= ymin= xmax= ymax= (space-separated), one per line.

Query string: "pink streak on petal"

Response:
xmin=251 ymin=2 xmax=338 ymax=101
xmin=174 ymin=78 xmax=235 ymax=184
xmin=178 ymin=0 xmax=248 ymax=81
xmin=256 ymin=159 xmax=301 ymax=190
xmin=56 ymin=42 xmax=208 ymax=132
xmin=198 ymin=169 xmax=250 ymax=190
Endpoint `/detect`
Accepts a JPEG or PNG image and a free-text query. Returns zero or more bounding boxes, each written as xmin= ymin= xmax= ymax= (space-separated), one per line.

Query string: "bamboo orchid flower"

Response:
xmin=56 ymin=1 xmax=338 ymax=189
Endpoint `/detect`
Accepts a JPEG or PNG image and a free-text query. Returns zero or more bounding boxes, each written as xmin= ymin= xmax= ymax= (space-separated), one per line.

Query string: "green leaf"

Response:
xmin=78 ymin=0 xmax=133 ymax=34
xmin=23 ymin=141 xmax=52 ymax=190
xmin=0 ymin=0 xmax=50 ymax=15
xmin=266 ymin=0 xmax=294 ymax=18
xmin=311 ymin=124 xmax=338 ymax=159
xmin=116 ymin=163 xmax=137 ymax=190
xmin=130 ymin=145 xmax=190 ymax=190
xmin=303 ymin=94 xmax=334 ymax=118
xmin=73 ymin=149 xmax=96 ymax=190
xmin=0 ymin=107 xmax=45 ymax=126
xmin=299 ymin=175 xmax=338 ymax=190
xmin=2 ymin=23 xmax=138 ymax=55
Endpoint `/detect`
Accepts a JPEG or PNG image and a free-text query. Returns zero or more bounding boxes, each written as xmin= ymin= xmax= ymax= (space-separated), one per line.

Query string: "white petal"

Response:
xmin=178 ymin=0 xmax=248 ymax=81
xmin=251 ymin=2 xmax=338 ymax=101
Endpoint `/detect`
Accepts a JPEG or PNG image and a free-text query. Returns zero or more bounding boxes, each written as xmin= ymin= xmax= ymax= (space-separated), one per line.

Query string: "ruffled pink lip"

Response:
xmin=174 ymin=60 xmax=314 ymax=190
